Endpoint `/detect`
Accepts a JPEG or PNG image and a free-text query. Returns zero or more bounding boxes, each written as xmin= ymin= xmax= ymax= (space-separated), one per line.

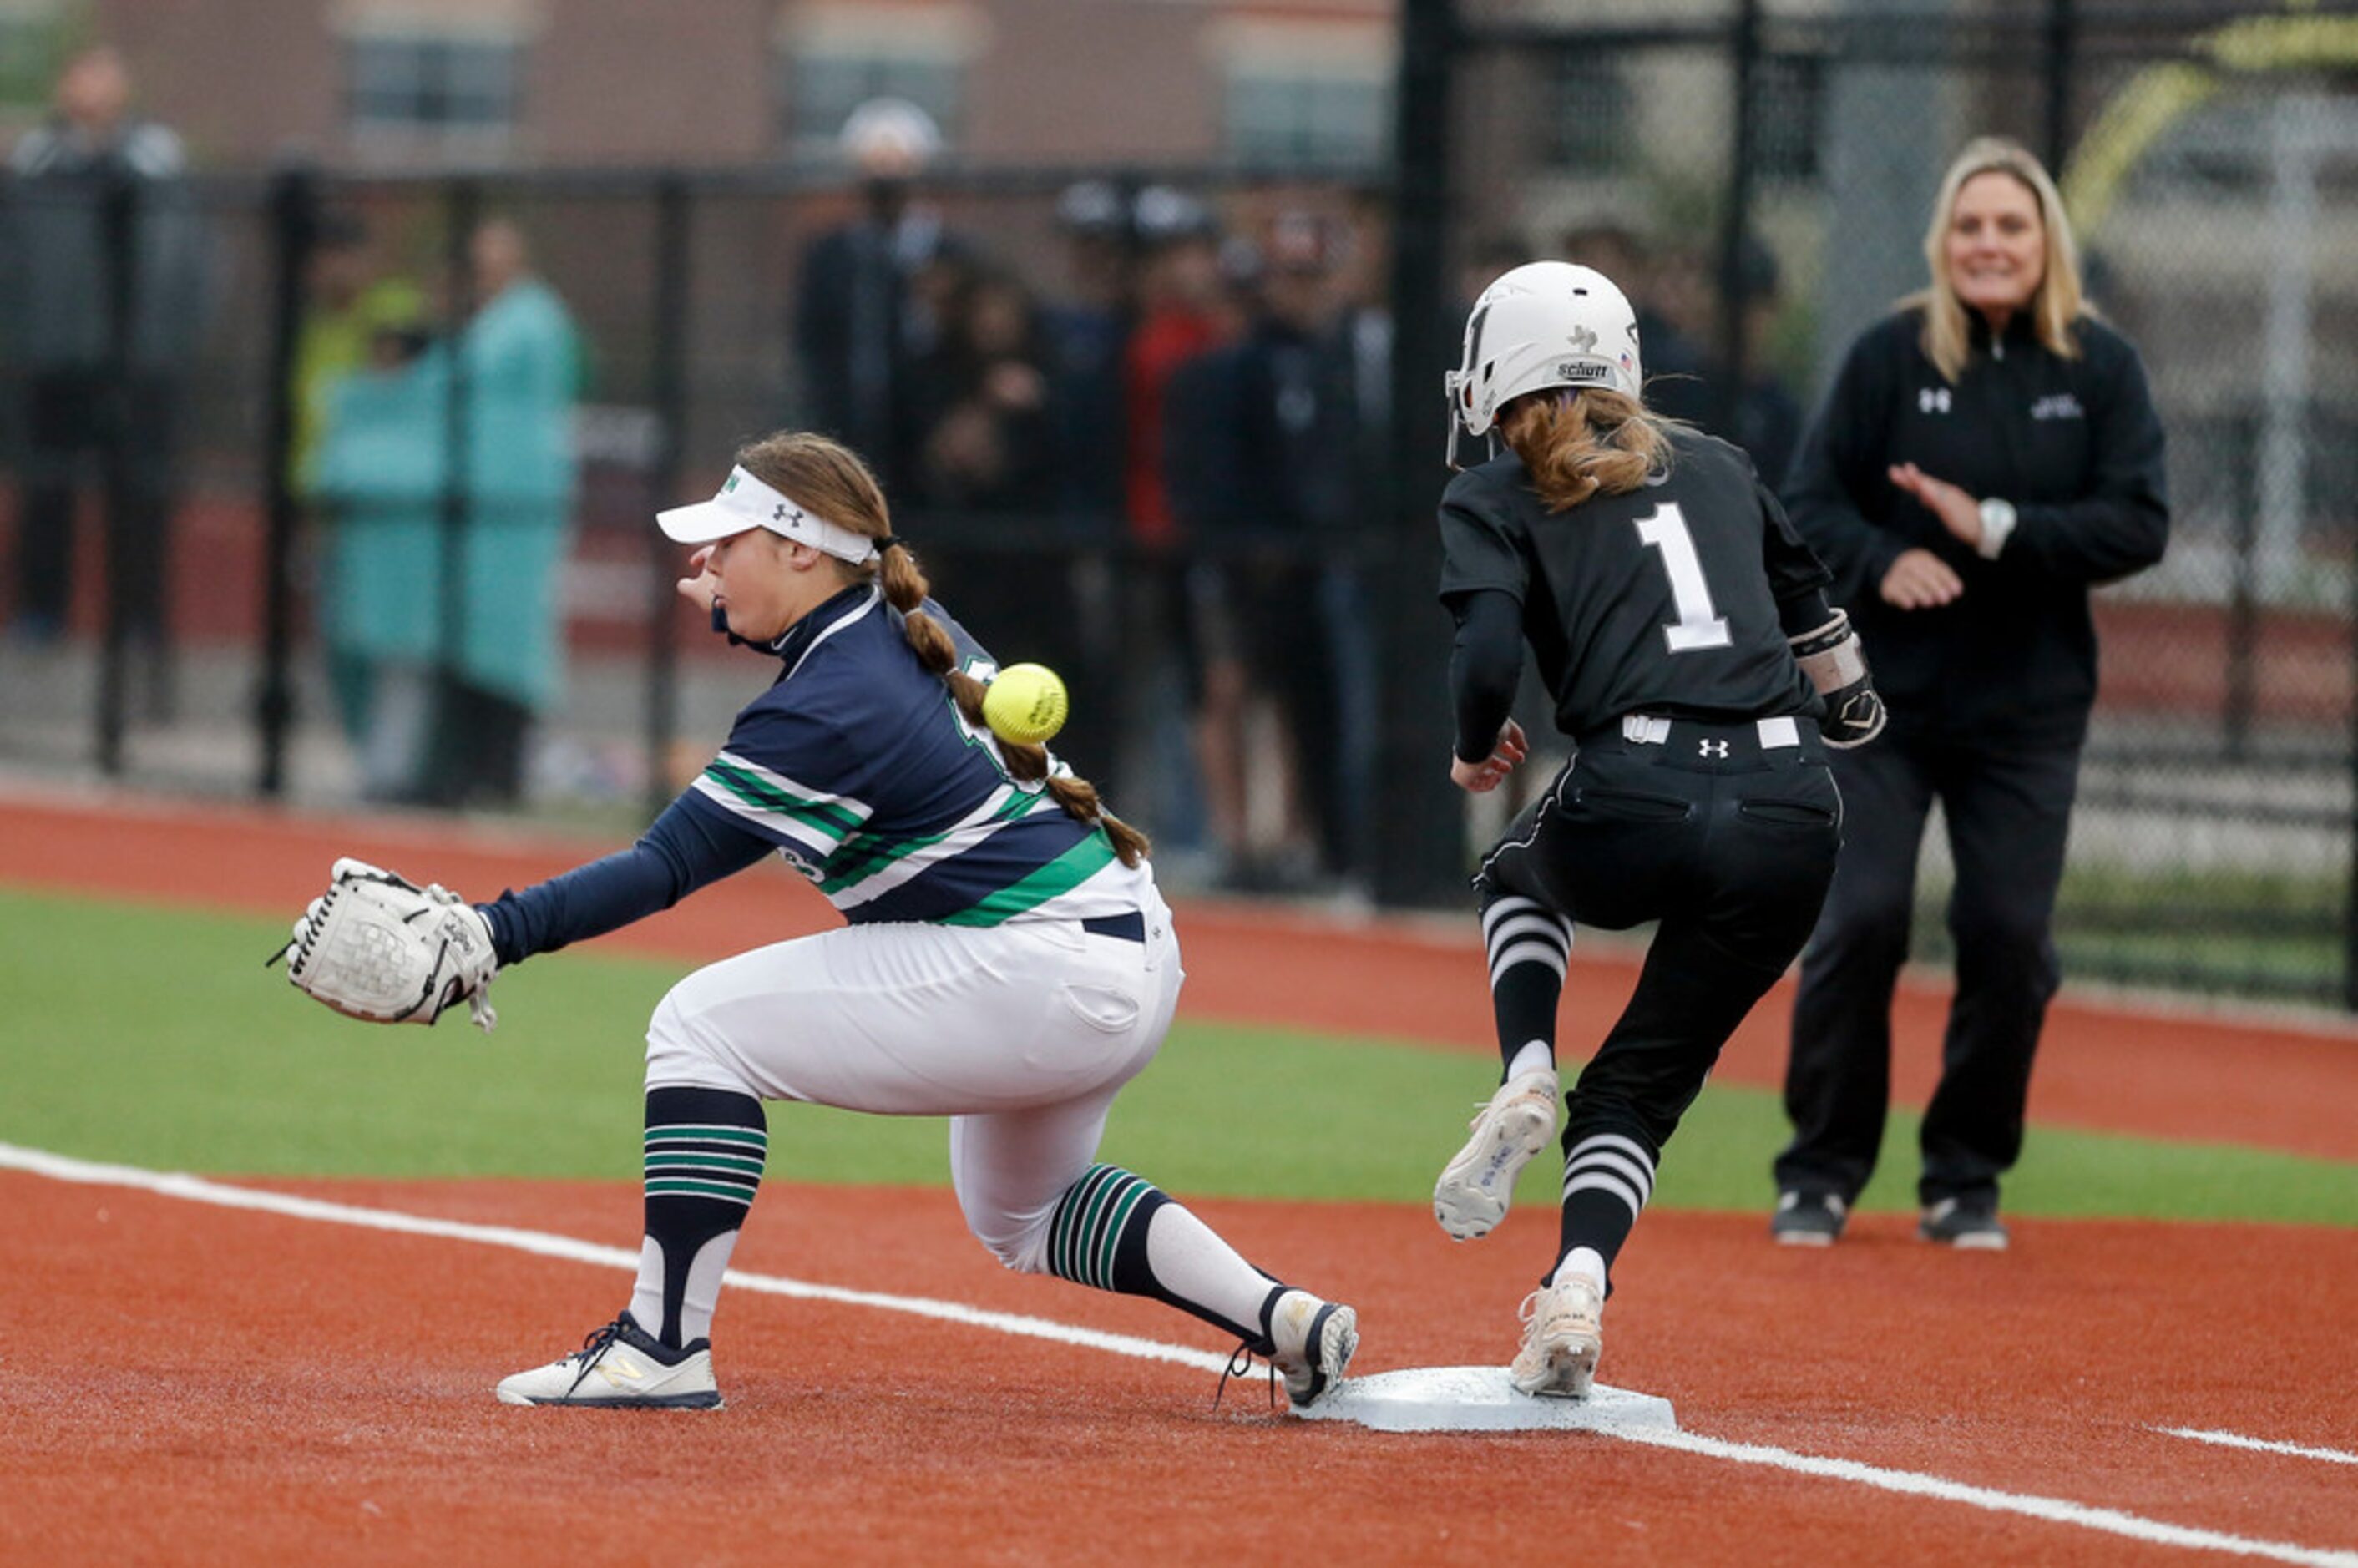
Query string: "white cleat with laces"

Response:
xmin=1510 ymin=1271 xmax=1605 ymax=1399
xmin=1433 ymin=1070 xmax=1561 ymax=1241
xmin=495 ymin=1313 xmax=722 ymax=1409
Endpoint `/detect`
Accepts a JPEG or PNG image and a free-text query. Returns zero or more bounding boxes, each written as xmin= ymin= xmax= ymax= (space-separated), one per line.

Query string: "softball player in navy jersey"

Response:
xmin=423 ymin=431 xmax=1353 ymax=1409
xmin=1426 ymin=263 xmax=1884 ymax=1396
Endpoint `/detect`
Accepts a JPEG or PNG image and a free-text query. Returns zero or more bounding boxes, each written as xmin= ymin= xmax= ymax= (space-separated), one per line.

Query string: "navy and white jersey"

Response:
xmin=1439 ymin=428 xmax=1827 ymax=741
xmin=678 ymin=584 xmax=1146 ymax=927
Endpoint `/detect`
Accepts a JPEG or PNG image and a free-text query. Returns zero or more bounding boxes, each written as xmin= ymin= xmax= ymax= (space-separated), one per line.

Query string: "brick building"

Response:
xmin=0 ymin=0 xmax=1397 ymax=169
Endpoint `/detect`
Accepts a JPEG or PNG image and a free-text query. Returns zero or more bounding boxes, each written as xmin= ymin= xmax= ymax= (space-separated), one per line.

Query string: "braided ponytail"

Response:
xmin=736 ymin=430 xmax=1150 ymax=868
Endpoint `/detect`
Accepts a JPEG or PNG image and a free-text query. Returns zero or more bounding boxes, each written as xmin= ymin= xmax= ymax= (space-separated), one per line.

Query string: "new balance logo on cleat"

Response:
xmin=495 ymin=1313 xmax=723 ymax=1409
xmin=1434 ymin=1070 xmax=1560 ymax=1241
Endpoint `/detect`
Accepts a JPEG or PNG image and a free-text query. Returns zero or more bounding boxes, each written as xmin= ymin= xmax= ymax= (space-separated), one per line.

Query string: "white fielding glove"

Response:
xmin=276 ymin=857 xmax=500 ymax=1032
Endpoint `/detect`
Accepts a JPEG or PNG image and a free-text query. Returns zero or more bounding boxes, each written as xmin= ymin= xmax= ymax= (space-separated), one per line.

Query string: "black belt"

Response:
xmin=1080 ymin=911 xmax=1146 ymax=943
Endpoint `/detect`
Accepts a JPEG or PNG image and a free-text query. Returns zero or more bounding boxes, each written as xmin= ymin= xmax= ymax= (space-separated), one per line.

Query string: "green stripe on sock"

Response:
xmin=644 ymin=1151 xmax=767 ymax=1176
xmin=1090 ymin=1181 xmax=1150 ymax=1290
xmin=1051 ymin=1165 xmax=1121 ymax=1283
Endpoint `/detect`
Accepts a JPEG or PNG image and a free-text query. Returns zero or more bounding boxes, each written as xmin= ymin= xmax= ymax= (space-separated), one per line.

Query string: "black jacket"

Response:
xmin=1784 ymin=306 xmax=2168 ymax=742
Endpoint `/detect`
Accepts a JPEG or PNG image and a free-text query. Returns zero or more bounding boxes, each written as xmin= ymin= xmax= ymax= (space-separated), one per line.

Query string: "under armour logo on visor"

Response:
xmin=1699 ymin=739 xmax=1730 ymax=759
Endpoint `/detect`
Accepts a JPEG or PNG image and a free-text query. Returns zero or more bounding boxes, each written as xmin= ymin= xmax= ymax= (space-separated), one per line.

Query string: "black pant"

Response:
xmin=1776 ymin=727 xmax=2081 ymax=1208
xmin=13 ymin=368 xmax=179 ymax=635
xmin=1481 ymin=721 xmax=1842 ymax=1161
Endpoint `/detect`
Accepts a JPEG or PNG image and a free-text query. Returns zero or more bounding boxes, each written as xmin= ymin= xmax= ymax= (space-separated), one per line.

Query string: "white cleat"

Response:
xmin=1268 ymin=1288 xmax=1359 ymax=1409
xmin=495 ymin=1313 xmax=723 ymax=1409
xmin=1433 ymin=1070 xmax=1560 ymax=1241
xmin=1510 ymin=1272 xmax=1604 ymax=1399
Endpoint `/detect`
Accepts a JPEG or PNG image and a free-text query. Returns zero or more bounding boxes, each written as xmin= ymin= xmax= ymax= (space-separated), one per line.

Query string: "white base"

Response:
xmin=1293 ymin=1365 xmax=1677 ymax=1434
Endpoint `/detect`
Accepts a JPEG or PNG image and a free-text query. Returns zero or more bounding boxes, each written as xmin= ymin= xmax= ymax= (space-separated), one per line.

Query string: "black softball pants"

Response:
xmin=1479 ymin=721 xmax=1842 ymax=1248
xmin=1775 ymin=727 xmax=2081 ymax=1209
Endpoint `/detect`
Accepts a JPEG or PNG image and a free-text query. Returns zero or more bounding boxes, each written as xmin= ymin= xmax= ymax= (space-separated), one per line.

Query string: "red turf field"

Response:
xmin=7 ymin=790 xmax=2357 ymax=1566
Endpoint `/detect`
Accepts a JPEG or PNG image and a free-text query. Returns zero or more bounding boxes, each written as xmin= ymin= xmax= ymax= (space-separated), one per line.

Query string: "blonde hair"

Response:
xmin=732 ymin=431 xmax=1149 ymax=868
xmin=1497 ymin=387 xmax=1677 ymax=513
xmin=1907 ymin=136 xmax=2086 ymax=383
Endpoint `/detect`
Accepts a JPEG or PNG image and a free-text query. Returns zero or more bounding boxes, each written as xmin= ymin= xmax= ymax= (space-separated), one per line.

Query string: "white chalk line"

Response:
xmin=2159 ymin=1428 xmax=2358 ymax=1468
xmin=7 ymin=1141 xmax=2355 ymax=1568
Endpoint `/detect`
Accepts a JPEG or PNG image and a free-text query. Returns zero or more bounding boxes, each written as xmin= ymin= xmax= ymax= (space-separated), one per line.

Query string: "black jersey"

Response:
xmin=1438 ymin=429 xmax=1828 ymax=740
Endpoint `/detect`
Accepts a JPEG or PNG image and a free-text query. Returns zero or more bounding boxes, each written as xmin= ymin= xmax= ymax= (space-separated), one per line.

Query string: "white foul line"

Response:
xmin=2159 ymin=1428 xmax=2358 ymax=1468
xmin=7 ymin=1141 xmax=2355 ymax=1568
xmin=0 ymin=1142 xmax=1232 ymax=1375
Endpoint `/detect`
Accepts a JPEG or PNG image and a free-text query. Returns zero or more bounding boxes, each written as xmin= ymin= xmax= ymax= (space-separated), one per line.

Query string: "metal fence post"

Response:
xmin=643 ymin=173 xmax=693 ymax=822
xmin=1371 ymin=0 xmax=1470 ymax=908
xmin=256 ymin=164 xmax=320 ymax=797
xmin=438 ymin=180 xmax=481 ymax=775
xmin=94 ymin=165 xmax=138 ymax=777
xmin=1715 ymin=0 xmax=1763 ymax=442
xmin=2043 ymin=0 xmax=2077 ymax=177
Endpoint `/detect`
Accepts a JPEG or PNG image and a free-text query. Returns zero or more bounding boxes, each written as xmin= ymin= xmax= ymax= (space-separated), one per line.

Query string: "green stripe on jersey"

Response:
xmin=940 ymin=831 xmax=1120 ymax=927
xmin=819 ymin=787 xmax=1047 ymax=896
xmin=704 ymin=761 xmax=863 ymax=842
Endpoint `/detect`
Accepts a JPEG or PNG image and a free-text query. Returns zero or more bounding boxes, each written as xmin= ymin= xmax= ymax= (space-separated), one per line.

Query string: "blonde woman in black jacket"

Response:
xmin=1770 ymin=138 xmax=2168 ymax=1251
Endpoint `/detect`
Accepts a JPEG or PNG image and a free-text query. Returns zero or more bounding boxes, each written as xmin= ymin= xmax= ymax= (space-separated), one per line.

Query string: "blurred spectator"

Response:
xmin=1123 ymin=185 xmax=1233 ymax=551
xmin=1106 ymin=185 xmax=1232 ymax=867
xmin=312 ymin=218 xmax=583 ymax=807
xmin=912 ymin=264 xmax=1054 ymax=515
xmin=289 ymin=208 xmax=428 ymax=753
xmin=1 ymin=44 xmax=208 ymax=689
xmin=792 ymin=98 xmax=969 ymax=496
xmin=1721 ymin=236 xmax=1806 ymax=489
xmin=1166 ymin=210 xmax=1364 ymax=889
xmin=1041 ymin=179 xmax=1134 ymax=524
xmin=1559 ymin=221 xmax=1712 ymax=428
xmin=291 ymin=210 xmax=426 ymax=498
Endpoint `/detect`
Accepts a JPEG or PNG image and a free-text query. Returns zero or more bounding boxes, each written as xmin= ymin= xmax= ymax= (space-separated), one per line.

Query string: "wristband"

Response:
xmin=1976 ymin=497 xmax=2017 ymax=559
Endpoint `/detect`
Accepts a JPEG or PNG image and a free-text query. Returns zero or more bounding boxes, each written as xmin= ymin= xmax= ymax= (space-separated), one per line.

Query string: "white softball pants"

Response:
xmin=644 ymin=886 xmax=1182 ymax=1277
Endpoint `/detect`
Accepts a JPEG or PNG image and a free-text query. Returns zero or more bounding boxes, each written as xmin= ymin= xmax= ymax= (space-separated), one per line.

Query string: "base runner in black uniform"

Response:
xmin=1426 ymin=262 xmax=1887 ymax=1396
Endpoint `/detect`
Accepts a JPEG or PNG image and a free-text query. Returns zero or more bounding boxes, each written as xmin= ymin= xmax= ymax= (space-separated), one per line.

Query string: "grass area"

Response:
xmin=1915 ymin=862 xmax=2348 ymax=1004
xmin=2 ymin=887 xmax=2351 ymax=1226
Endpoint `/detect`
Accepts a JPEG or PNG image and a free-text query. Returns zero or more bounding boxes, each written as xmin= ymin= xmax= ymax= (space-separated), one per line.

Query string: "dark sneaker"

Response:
xmin=1770 ymin=1190 xmax=1848 ymax=1247
xmin=1920 ymin=1196 xmax=2009 ymax=1251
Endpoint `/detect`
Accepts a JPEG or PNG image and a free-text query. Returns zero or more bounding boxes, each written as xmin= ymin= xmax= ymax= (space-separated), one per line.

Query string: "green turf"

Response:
xmin=1 ymin=887 xmax=2350 ymax=1226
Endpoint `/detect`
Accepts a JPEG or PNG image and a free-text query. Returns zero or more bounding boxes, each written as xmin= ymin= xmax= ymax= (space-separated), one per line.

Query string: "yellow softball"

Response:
xmin=983 ymin=663 xmax=1070 ymax=746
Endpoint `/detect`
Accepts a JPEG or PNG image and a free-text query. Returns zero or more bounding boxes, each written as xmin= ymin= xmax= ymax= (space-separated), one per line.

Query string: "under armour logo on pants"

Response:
xmin=1699 ymin=739 xmax=1730 ymax=759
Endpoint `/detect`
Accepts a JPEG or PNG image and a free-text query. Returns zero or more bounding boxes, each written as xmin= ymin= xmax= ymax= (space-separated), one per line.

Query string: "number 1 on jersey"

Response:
xmin=1635 ymin=503 xmax=1733 ymax=653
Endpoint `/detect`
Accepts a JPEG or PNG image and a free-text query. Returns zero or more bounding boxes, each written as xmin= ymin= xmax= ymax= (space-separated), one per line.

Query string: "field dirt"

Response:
xmin=6 ymin=789 xmax=2358 ymax=1565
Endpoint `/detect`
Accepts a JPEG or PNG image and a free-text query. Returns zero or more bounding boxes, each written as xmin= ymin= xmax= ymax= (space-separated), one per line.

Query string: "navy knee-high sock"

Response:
xmin=630 ymin=1085 xmax=767 ymax=1348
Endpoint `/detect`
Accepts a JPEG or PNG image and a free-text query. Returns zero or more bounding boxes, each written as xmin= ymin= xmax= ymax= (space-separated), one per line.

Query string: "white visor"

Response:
xmin=655 ymin=467 xmax=879 ymax=564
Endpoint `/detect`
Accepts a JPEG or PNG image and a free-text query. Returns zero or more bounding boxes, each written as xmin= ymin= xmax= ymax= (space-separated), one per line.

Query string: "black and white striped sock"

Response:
xmin=1556 ymin=1128 xmax=1657 ymax=1282
xmin=1482 ymin=893 xmax=1572 ymax=1081
xmin=630 ymin=1086 xmax=767 ymax=1349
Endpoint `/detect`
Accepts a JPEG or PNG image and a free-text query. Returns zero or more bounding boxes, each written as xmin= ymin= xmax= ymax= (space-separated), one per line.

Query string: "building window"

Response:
xmin=346 ymin=33 xmax=524 ymax=136
xmin=782 ymin=48 xmax=962 ymax=152
xmin=1224 ymin=68 xmax=1391 ymax=166
xmin=1543 ymin=54 xmax=1633 ymax=174
xmin=1752 ymin=55 xmax=1823 ymax=182
xmin=0 ymin=3 xmax=65 ymax=114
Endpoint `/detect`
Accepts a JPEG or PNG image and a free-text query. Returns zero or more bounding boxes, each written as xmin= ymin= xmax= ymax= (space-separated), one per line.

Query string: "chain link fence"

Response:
xmin=1440 ymin=0 xmax=2358 ymax=1004
xmin=2 ymin=0 xmax=2352 ymax=1005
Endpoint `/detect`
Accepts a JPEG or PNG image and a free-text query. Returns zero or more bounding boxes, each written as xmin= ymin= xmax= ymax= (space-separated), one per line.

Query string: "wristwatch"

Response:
xmin=1976 ymin=497 xmax=2018 ymax=559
